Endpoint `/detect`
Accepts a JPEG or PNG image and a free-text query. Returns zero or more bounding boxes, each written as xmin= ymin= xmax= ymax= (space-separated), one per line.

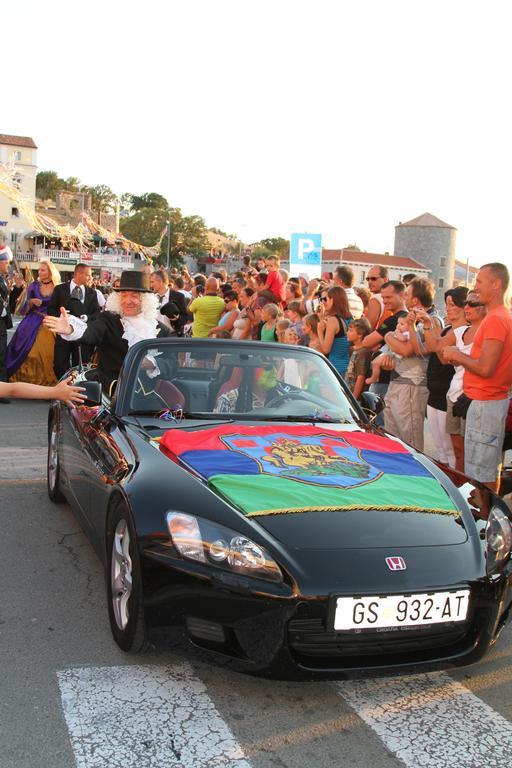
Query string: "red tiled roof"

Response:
xmin=396 ymin=212 xmax=455 ymax=229
xmin=0 ymin=133 xmax=37 ymax=149
xmin=322 ymin=249 xmax=427 ymax=270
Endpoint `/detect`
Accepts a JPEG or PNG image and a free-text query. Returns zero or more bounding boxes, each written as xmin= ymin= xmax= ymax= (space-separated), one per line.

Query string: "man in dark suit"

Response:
xmin=150 ymin=269 xmax=188 ymax=336
xmin=0 ymin=246 xmax=14 ymax=402
xmin=46 ymin=263 xmax=100 ymax=378
xmin=44 ymin=270 xmax=172 ymax=395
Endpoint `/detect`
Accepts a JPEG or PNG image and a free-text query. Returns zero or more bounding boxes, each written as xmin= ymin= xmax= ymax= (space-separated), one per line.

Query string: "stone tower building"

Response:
xmin=394 ymin=212 xmax=457 ymax=291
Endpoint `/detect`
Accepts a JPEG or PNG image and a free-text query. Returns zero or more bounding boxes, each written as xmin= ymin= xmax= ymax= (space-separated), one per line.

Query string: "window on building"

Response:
xmin=11 ymin=207 xmax=19 ymax=217
xmin=438 ymin=278 xmax=444 ymax=288
xmin=440 ymin=257 xmax=446 ymax=267
xmin=14 ymin=151 xmax=22 ymax=162
xmin=360 ymin=270 xmax=366 ymax=282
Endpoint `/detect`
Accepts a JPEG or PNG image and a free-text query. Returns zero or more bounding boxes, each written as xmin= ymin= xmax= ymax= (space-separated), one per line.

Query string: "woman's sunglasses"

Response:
xmin=464 ymin=300 xmax=483 ymax=308
xmin=320 ymin=296 xmax=329 ymax=302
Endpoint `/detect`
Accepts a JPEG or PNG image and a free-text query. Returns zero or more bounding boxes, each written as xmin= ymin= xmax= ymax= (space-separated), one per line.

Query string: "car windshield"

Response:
xmin=127 ymin=342 xmax=359 ymax=423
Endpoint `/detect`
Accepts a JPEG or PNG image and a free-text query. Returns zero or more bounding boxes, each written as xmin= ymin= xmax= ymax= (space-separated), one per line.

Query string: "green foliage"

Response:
xmin=64 ymin=176 xmax=81 ymax=192
xmin=82 ymin=184 xmax=117 ymax=214
xmin=36 ymin=171 xmax=84 ymax=199
xmin=250 ymin=244 xmax=273 ymax=261
xmin=36 ymin=171 xmax=65 ymax=200
xmin=130 ymin=192 xmax=169 ymax=211
xmin=120 ymin=206 xmax=210 ymax=266
xmin=256 ymin=236 xmax=290 ymax=259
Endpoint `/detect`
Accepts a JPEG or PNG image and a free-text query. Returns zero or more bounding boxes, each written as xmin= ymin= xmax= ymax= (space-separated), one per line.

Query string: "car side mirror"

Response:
xmin=81 ymin=380 xmax=103 ymax=407
xmin=360 ymin=391 xmax=385 ymax=420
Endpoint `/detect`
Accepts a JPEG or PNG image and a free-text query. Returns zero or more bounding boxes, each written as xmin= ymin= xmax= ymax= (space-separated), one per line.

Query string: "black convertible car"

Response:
xmin=47 ymin=339 xmax=512 ymax=676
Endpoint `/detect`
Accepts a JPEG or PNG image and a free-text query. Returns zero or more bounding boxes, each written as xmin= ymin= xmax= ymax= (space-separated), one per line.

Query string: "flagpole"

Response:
xmin=166 ymin=213 xmax=171 ymax=271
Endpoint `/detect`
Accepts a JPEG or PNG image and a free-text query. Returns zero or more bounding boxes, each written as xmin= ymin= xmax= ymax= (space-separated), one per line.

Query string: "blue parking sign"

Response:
xmin=289 ymin=233 xmax=322 ymax=279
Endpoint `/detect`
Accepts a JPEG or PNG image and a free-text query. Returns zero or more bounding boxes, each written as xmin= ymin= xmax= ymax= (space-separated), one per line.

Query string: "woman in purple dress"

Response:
xmin=6 ymin=260 xmax=61 ymax=385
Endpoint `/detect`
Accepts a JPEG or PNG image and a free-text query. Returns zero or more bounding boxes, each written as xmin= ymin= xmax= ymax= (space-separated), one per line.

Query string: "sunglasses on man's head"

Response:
xmin=464 ymin=300 xmax=483 ymax=308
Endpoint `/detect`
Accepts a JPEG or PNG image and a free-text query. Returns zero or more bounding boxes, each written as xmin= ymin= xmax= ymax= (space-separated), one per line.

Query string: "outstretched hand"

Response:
xmin=44 ymin=306 xmax=73 ymax=335
xmin=52 ymin=376 xmax=86 ymax=405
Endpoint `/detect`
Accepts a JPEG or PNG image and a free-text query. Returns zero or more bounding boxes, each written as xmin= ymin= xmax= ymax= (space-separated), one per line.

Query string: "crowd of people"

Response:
xmin=0 ymin=244 xmax=511 ymax=493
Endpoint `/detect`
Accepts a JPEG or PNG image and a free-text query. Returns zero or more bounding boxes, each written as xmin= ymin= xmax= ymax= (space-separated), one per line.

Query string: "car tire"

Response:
xmin=47 ymin=418 xmax=65 ymax=503
xmin=106 ymin=501 xmax=149 ymax=653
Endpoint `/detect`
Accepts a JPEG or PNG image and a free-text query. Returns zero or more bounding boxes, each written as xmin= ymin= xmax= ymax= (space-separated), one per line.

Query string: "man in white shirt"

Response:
xmin=334 ymin=266 xmax=364 ymax=319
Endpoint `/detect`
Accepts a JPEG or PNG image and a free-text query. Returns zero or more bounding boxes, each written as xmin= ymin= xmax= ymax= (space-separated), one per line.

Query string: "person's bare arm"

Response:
xmin=384 ymin=332 xmax=414 ymax=356
xmin=0 ymin=376 xmax=85 ymax=404
xmin=365 ymin=297 xmax=382 ymax=330
xmin=361 ymin=329 xmax=384 ymax=349
xmin=352 ymin=374 xmax=366 ymax=401
xmin=442 ymin=339 xmax=504 ymax=377
xmin=317 ymin=316 xmax=339 ymax=356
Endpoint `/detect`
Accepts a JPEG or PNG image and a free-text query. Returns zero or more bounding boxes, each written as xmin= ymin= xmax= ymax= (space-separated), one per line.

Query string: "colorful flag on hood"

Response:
xmin=160 ymin=425 xmax=458 ymax=517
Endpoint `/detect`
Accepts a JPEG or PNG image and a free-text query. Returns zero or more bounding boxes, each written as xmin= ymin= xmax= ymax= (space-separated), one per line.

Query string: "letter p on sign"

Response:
xmin=289 ymin=232 xmax=322 ymax=279
xmin=297 ymin=238 xmax=315 ymax=260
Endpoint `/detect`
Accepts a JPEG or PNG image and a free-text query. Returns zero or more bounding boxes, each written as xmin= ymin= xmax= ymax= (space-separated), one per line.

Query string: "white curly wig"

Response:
xmin=105 ymin=290 xmax=160 ymax=322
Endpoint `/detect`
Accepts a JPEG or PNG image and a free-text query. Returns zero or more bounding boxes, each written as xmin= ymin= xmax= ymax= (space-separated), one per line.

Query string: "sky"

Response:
xmin=5 ymin=0 xmax=512 ymax=268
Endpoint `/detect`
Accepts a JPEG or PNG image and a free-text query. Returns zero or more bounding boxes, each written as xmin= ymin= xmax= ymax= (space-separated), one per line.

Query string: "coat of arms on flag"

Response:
xmin=221 ymin=433 xmax=381 ymax=488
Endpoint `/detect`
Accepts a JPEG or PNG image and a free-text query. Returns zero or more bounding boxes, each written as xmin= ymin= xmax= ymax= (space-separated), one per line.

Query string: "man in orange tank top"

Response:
xmin=442 ymin=262 xmax=512 ymax=491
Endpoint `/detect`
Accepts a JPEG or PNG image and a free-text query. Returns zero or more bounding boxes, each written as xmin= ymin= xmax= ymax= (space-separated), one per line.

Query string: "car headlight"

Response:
xmin=485 ymin=505 xmax=512 ymax=575
xmin=166 ymin=512 xmax=283 ymax=583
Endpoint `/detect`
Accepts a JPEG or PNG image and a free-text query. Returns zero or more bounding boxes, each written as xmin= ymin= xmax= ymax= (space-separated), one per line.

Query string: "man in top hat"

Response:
xmin=47 ymin=262 xmax=101 ymax=379
xmin=0 ymin=245 xmax=14 ymax=402
xmin=44 ymin=270 xmax=172 ymax=393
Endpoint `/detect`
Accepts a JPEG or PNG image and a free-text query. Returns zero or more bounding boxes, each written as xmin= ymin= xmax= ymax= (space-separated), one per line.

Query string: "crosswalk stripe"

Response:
xmin=336 ymin=671 xmax=512 ymax=768
xmin=57 ymin=663 xmax=252 ymax=768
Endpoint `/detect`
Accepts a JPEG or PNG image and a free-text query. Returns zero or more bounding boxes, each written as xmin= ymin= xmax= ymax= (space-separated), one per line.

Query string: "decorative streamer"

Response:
xmin=0 ymin=163 xmax=162 ymax=262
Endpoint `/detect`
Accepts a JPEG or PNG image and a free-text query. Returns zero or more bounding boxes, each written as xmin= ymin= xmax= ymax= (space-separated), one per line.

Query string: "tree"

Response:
xmin=64 ymin=176 xmax=81 ymax=192
xmin=36 ymin=171 xmax=65 ymax=200
xmin=120 ymin=205 xmax=210 ymax=265
xmin=82 ymin=184 xmax=117 ymax=213
xmin=258 ymin=237 xmax=290 ymax=259
xmin=130 ymin=192 xmax=169 ymax=211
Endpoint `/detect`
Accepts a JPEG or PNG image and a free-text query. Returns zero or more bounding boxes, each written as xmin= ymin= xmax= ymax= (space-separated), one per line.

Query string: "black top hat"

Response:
xmin=113 ymin=270 xmax=152 ymax=292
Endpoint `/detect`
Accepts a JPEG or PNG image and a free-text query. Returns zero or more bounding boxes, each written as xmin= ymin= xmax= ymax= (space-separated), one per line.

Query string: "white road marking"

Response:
xmin=337 ymin=672 xmax=512 ymax=768
xmin=57 ymin=663 xmax=251 ymax=768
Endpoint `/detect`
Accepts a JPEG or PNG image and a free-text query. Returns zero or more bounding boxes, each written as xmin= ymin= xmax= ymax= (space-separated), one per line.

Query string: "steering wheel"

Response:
xmin=265 ymin=390 xmax=313 ymax=409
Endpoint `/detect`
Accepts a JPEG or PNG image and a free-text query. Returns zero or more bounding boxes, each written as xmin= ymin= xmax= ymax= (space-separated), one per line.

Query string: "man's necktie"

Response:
xmin=71 ymin=286 xmax=82 ymax=301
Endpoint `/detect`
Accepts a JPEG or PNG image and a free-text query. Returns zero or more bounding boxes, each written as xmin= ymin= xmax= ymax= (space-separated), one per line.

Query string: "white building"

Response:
xmin=0 ymin=133 xmax=38 ymax=256
xmin=319 ymin=249 xmax=430 ymax=285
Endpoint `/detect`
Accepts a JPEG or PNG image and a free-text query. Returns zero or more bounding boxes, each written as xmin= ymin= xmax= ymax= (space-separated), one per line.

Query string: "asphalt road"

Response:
xmin=1 ymin=398 xmax=511 ymax=768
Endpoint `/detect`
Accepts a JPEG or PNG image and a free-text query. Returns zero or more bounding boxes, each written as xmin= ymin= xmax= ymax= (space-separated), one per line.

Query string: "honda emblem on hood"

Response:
xmin=386 ymin=556 xmax=406 ymax=571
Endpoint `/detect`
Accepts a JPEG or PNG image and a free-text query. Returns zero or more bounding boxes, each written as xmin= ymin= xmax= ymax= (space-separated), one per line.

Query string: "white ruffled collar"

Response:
xmin=120 ymin=315 xmax=160 ymax=347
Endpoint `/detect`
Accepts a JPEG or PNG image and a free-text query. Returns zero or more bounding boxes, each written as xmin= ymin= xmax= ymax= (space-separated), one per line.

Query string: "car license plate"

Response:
xmin=334 ymin=590 xmax=470 ymax=631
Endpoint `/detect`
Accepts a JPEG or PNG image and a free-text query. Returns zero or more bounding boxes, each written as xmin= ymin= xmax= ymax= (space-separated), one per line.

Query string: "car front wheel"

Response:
xmin=47 ymin=418 xmax=65 ymax=503
xmin=106 ymin=502 xmax=148 ymax=652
